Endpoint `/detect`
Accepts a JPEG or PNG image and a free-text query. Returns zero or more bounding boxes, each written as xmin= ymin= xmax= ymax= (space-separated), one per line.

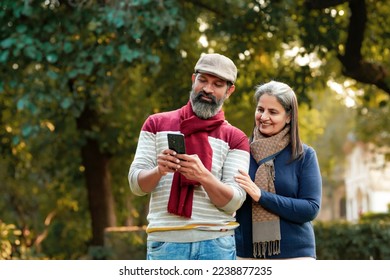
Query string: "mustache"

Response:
xmin=195 ymin=91 xmax=217 ymax=104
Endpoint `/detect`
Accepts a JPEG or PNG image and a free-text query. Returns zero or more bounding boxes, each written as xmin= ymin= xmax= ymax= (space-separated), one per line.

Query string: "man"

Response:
xmin=128 ymin=53 xmax=250 ymax=260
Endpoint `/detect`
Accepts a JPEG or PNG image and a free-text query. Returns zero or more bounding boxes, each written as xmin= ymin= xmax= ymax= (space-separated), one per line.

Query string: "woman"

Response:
xmin=234 ymin=80 xmax=322 ymax=259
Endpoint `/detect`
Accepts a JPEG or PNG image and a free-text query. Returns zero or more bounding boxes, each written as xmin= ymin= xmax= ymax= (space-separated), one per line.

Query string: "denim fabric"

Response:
xmin=146 ymin=235 xmax=236 ymax=260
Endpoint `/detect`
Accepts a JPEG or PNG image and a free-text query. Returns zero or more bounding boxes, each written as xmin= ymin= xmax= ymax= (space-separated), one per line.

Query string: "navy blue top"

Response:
xmin=235 ymin=144 xmax=322 ymax=259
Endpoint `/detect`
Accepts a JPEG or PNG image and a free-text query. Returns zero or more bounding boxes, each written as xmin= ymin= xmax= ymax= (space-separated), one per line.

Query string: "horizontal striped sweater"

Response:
xmin=128 ymin=107 xmax=250 ymax=242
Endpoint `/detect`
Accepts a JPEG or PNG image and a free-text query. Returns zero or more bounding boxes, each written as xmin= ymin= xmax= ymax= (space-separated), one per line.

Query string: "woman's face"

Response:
xmin=255 ymin=93 xmax=290 ymax=137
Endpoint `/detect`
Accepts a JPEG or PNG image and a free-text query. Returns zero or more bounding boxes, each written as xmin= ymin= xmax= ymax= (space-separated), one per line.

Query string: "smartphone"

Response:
xmin=167 ymin=133 xmax=186 ymax=154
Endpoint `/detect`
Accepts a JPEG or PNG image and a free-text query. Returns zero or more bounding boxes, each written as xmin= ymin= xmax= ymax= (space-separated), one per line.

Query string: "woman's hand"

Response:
xmin=235 ymin=169 xmax=261 ymax=202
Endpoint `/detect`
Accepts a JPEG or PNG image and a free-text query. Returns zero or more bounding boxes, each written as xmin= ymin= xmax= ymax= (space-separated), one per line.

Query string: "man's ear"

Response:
xmin=225 ymin=84 xmax=236 ymax=98
xmin=192 ymin=73 xmax=196 ymax=83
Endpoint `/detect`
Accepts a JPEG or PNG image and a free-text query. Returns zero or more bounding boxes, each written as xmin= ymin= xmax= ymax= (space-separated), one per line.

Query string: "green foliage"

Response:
xmin=1 ymin=0 xmax=389 ymax=259
xmin=0 ymin=221 xmax=19 ymax=260
xmin=355 ymin=90 xmax=390 ymax=148
xmin=0 ymin=0 xmax=185 ymax=151
xmin=315 ymin=219 xmax=390 ymax=260
xmin=0 ymin=220 xmax=39 ymax=260
xmin=103 ymin=226 xmax=147 ymax=260
xmin=360 ymin=211 xmax=390 ymax=223
xmin=0 ymin=0 xmax=185 ymax=258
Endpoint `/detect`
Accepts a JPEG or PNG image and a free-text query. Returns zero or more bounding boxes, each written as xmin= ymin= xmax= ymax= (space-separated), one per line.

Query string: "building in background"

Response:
xmin=344 ymin=142 xmax=390 ymax=221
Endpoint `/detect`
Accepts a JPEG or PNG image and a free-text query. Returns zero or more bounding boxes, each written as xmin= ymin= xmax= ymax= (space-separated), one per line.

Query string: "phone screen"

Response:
xmin=167 ymin=133 xmax=186 ymax=154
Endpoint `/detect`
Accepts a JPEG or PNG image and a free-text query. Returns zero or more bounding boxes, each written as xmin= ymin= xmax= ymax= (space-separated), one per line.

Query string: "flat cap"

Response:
xmin=194 ymin=53 xmax=237 ymax=84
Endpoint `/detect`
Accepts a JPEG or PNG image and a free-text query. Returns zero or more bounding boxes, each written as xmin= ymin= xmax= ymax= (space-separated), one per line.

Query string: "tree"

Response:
xmin=0 ymin=0 xmax=185 ymax=248
xmin=1 ymin=0 xmax=389 ymax=258
xmin=305 ymin=0 xmax=390 ymax=95
xmin=197 ymin=0 xmax=390 ymax=148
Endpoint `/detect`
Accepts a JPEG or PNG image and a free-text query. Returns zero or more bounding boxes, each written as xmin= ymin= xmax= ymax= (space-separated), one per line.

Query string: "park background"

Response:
xmin=1 ymin=0 xmax=389 ymax=260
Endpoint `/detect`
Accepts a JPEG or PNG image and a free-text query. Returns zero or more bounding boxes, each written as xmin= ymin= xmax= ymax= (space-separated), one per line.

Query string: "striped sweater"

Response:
xmin=128 ymin=107 xmax=250 ymax=242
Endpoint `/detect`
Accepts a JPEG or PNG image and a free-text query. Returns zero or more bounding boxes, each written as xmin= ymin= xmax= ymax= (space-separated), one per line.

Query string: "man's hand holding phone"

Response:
xmin=167 ymin=133 xmax=186 ymax=154
xmin=156 ymin=133 xmax=186 ymax=176
xmin=163 ymin=133 xmax=209 ymax=183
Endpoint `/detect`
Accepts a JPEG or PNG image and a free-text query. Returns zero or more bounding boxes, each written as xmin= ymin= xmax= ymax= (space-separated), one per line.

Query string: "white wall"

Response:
xmin=344 ymin=143 xmax=390 ymax=221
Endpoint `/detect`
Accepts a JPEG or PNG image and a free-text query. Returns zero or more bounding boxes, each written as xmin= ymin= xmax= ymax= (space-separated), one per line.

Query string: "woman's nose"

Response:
xmin=260 ymin=112 xmax=269 ymax=120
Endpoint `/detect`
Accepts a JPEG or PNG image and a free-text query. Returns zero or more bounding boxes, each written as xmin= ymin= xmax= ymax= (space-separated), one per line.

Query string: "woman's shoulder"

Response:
xmin=301 ymin=143 xmax=319 ymax=164
xmin=302 ymin=143 xmax=317 ymax=154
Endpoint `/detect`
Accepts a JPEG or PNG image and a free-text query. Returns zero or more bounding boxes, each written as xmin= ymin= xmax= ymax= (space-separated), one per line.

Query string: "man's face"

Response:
xmin=190 ymin=73 xmax=235 ymax=119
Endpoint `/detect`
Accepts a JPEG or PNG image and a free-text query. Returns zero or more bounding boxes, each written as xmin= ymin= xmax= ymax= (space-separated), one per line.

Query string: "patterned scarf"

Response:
xmin=167 ymin=101 xmax=225 ymax=218
xmin=250 ymin=125 xmax=290 ymax=258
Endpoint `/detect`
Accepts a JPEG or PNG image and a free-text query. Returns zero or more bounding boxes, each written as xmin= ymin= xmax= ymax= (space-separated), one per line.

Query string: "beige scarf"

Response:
xmin=250 ymin=125 xmax=290 ymax=258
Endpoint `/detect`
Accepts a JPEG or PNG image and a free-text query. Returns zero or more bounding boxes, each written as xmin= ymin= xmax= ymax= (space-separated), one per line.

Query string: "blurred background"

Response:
xmin=1 ymin=0 xmax=389 ymax=260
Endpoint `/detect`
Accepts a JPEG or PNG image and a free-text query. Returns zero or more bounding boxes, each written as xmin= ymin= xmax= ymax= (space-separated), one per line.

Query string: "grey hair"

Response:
xmin=254 ymin=80 xmax=303 ymax=161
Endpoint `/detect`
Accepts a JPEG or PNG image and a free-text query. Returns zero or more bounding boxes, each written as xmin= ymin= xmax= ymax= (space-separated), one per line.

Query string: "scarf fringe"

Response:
xmin=253 ymin=240 xmax=281 ymax=258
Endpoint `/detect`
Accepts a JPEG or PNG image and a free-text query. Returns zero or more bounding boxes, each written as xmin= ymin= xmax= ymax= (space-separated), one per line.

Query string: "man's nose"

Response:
xmin=203 ymin=83 xmax=214 ymax=93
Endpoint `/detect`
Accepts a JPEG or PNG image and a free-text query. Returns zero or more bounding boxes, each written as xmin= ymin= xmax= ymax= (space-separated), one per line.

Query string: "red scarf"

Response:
xmin=167 ymin=101 xmax=225 ymax=218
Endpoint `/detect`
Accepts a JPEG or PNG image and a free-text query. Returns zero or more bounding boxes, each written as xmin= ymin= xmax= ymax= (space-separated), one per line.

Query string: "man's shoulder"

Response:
xmin=142 ymin=109 xmax=181 ymax=133
xmin=217 ymin=121 xmax=249 ymax=151
xmin=221 ymin=120 xmax=247 ymax=136
xmin=148 ymin=108 xmax=180 ymax=120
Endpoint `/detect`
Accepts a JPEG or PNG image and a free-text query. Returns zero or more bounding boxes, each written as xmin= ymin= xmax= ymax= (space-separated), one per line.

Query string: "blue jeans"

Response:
xmin=146 ymin=235 xmax=236 ymax=260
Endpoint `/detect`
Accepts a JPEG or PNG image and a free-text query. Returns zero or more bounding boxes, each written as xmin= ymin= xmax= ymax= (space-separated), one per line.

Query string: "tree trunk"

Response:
xmin=77 ymin=107 xmax=117 ymax=246
xmin=306 ymin=0 xmax=390 ymax=94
